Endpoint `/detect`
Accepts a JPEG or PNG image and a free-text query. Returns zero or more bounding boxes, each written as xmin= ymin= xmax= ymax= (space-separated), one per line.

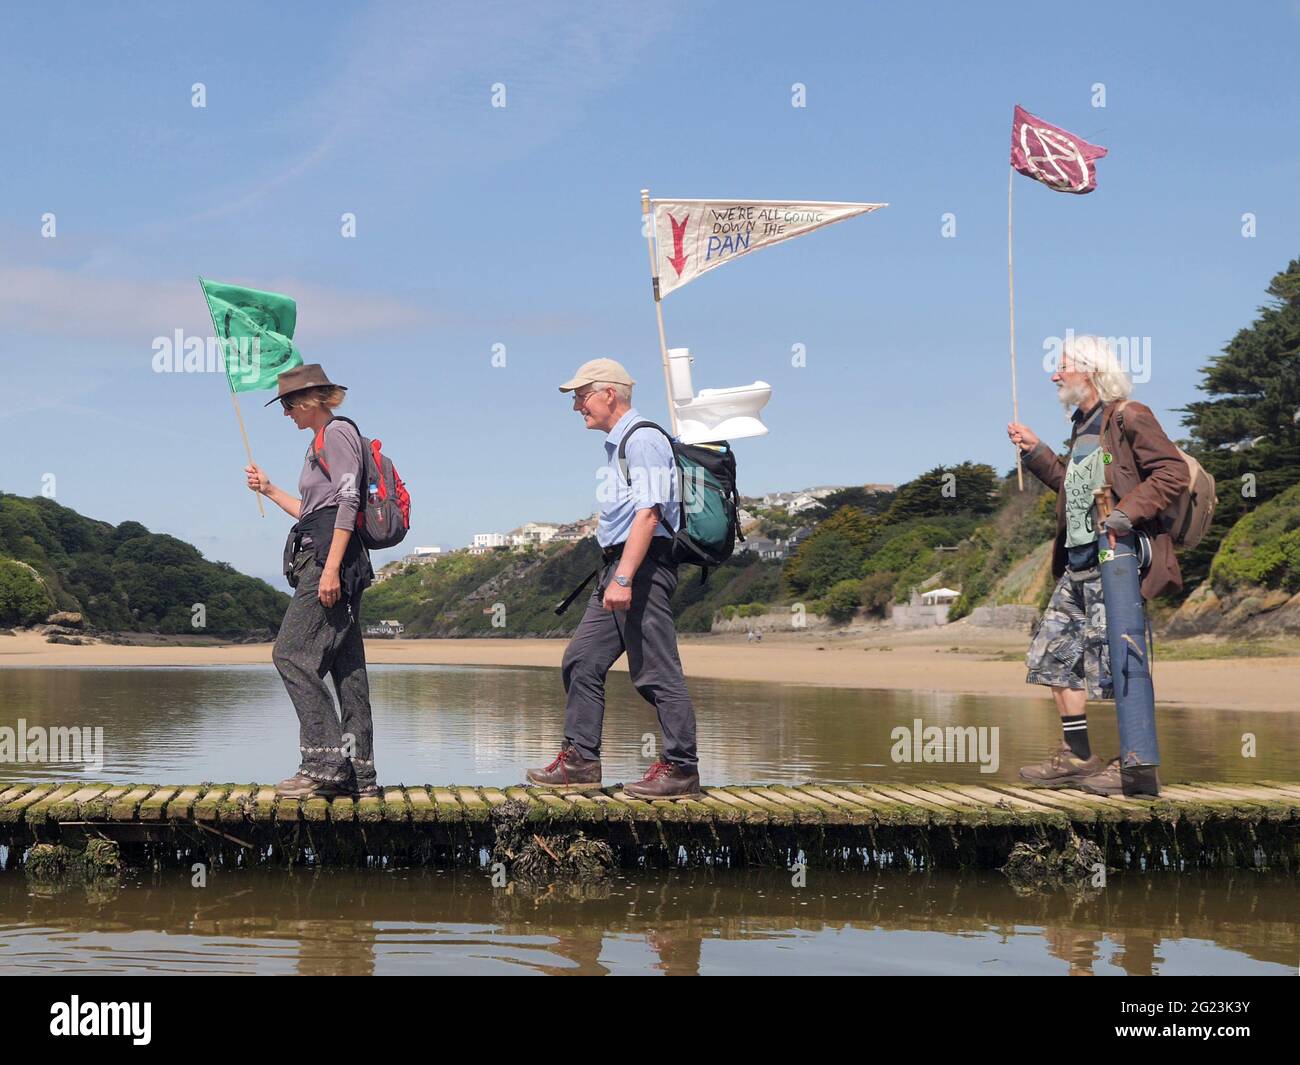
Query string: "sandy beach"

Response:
xmin=2 ymin=624 xmax=1296 ymax=713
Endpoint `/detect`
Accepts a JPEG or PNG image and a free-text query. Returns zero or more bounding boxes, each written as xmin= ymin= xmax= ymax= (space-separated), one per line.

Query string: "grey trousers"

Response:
xmin=272 ymin=549 xmax=377 ymax=789
xmin=562 ymin=555 xmax=698 ymax=769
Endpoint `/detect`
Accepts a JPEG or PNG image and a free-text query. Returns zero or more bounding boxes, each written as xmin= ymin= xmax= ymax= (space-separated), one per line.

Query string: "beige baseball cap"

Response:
xmin=557 ymin=357 xmax=636 ymax=393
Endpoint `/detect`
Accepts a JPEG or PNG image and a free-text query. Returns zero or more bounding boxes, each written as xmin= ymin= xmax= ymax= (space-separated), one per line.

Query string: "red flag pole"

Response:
xmin=1007 ymin=169 xmax=1024 ymax=491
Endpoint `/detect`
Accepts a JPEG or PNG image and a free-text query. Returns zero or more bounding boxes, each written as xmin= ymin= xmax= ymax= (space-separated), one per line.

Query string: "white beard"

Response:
xmin=1058 ymin=380 xmax=1092 ymax=415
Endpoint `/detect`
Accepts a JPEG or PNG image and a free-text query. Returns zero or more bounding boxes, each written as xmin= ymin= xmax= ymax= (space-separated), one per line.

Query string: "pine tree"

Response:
xmin=1179 ymin=257 xmax=1300 ymax=589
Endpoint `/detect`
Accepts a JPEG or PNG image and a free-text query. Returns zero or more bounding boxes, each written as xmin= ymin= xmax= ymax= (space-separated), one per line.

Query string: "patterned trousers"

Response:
xmin=272 ymin=549 xmax=377 ymax=788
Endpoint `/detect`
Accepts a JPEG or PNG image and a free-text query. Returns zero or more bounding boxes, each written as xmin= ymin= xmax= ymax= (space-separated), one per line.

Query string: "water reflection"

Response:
xmin=1 ymin=665 xmax=1296 ymax=787
xmin=0 ymin=868 xmax=1292 ymax=976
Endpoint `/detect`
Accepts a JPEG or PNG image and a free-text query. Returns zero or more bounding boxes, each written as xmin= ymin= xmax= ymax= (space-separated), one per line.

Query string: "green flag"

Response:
xmin=199 ymin=278 xmax=303 ymax=393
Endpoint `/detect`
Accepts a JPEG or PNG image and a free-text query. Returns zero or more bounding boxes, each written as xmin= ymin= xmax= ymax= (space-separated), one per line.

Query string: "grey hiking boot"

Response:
xmin=1018 ymin=743 xmax=1104 ymax=788
xmin=526 ymin=744 xmax=603 ymax=790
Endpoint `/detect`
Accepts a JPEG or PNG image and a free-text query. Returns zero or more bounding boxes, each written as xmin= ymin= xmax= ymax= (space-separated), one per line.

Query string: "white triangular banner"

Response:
xmin=652 ymin=199 xmax=886 ymax=297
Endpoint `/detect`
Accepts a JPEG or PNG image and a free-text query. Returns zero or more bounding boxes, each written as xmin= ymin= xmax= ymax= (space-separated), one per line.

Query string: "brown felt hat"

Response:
xmin=264 ymin=363 xmax=348 ymax=406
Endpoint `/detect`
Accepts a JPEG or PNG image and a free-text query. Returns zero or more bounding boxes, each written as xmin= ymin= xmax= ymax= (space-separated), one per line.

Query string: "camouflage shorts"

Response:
xmin=1026 ymin=568 xmax=1112 ymax=700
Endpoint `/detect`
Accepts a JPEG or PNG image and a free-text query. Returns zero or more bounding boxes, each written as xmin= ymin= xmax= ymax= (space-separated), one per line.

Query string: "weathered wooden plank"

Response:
xmin=109 ymin=785 xmax=156 ymax=821
xmin=192 ymin=786 xmax=230 ymax=822
xmin=700 ymin=788 xmax=769 ymax=824
xmin=383 ymin=787 xmax=412 ymax=823
xmin=724 ymin=788 xmax=796 ymax=825
xmin=841 ymin=786 xmax=932 ymax=826
xmin=329 ymin=796 xmax=356 ymax=823
xmin=23 ymin=783 xmax=82 ymax=824
xmin=0 ymin=784 xmax=54 ymax=822
xmin=428 ymin=788 xmax=462 ymax=824
xmin=582 ymin=790 xmax=633 ymax=822
xmin=0 ymin=784 xmax=37 ymax=807
xmin=950 ymin=783 xmax=1065 ymax=819
xmin=863 ymin=783 xmax=956 ymax=823
xmin=250 ymin=787 xmax=278 ymax=822
xmin=789 ymin=785 xmax=873 ymax=823
xmin=453 ymin=787 xmax=492 ymax=823
xmin=354 ymin=793 xmax=383 ymax=823
xmin=405 ymin=787 xmax=436 ymax=823
xmin=219 ymin=785 xmax=255 ymax=822
xmin=553 ymin=789 xmax=604 ymax=823
xmin=81 ymin=785 xmax=129 ymax=819
xmin=165 ymin=786 xmax=203 ymax=820
xmin=138 ymin=787 xmax=180 ymax=821
xmin=48 ymin=783 xmax=112 ymax=821
xmin=276 ymin=796 xmax=302 ymax=823
xmin=774 ymin=785 xmax=852 ymax=825
xmin=301 ymin=795 xmax=330 ymax=822
xmin=986 ymin=784 xmax=1111 ymax=823
xmin=478 ymin=787 xmax=511 ymax=808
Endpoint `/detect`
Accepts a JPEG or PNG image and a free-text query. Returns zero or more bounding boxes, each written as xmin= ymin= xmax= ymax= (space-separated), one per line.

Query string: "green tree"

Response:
xmin=0 ymin=560 xmax=54 ymax=625
xmin=1180 ymin=257 xmax=1300 ymax=589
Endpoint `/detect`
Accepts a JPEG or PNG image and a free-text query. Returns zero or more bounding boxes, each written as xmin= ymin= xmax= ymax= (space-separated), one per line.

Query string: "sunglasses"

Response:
xmin=279 ymin=396 xmax=297 ymax=411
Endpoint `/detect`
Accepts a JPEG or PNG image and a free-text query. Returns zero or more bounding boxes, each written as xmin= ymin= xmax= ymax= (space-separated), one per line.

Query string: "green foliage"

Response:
xmin=1209 ymin=482 xmax=1300 ymax=594
xmin=0 ymin=560 xmax=55 ymax=626
xmin=1179 ymin=257 xmax=1300 ymax=589
xmin=824 ymin=578 xmax=863 ymax=623
xmin=0 ymin=493 xmax=286 ymax=634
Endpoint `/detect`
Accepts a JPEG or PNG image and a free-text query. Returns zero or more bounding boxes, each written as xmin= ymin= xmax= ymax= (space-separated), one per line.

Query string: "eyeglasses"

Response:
xmin=280 ymin=397 xmax=297 ymax=411
xmin=572 ymin=386 xmax=607 ymax=407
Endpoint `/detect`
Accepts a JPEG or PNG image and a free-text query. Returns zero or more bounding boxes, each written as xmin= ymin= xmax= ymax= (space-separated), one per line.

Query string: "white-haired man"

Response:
xmin=1007 ymin=335 xmax=1189 ymax=796
xmin=526 ymin=358 xmax=701 ymax=799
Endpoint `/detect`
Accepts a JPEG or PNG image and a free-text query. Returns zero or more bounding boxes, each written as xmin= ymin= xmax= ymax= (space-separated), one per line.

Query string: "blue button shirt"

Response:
xmin=595 ymin=408 xmax=680 ymax=548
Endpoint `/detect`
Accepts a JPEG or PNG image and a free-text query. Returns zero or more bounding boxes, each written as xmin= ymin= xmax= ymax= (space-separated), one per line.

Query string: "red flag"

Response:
xmin=1010 ymin=105 xmax=1107 ymax=194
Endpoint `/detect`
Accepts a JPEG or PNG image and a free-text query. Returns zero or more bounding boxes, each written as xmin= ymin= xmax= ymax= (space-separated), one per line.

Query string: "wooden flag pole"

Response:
xmin=641 ymin=188 xmax=681 ymax=437
xmin=1007 ymin=169 xmax=1024 ymax=491
xmin=199 ymin=277 xmax=265 ymax=516
xmin=228 ymin=385 xmax=265 ymax=517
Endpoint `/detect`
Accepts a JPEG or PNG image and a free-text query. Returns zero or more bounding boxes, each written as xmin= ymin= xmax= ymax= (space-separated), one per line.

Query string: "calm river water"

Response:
xmin=0 ymin=665 xmax=1295 ymax=975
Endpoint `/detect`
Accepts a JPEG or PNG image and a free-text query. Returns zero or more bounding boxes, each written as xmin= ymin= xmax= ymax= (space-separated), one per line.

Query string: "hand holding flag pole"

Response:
xmin=1006 ymin=105 xmax=1108 ymax=491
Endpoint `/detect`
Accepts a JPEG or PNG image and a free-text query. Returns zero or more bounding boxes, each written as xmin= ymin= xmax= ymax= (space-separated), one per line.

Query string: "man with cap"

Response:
xmin=527 ymin=358 xmax=702 ymax=799
xmin=244 ymin=364 xmax=378 ymax=799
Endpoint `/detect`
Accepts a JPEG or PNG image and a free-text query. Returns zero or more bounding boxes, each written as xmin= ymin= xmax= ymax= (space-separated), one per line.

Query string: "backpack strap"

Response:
xmin=616 ymin=420 xmax=672 ymax=483
xmin=310 ymin=416 xmax=365 ymax=481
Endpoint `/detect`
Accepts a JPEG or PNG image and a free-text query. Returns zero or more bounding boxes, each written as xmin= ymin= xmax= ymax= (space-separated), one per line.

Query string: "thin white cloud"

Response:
xmin=0 ymin=267 xmax=434 ymax=340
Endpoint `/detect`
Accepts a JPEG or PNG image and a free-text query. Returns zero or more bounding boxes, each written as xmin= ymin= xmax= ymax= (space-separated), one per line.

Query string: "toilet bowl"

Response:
xmin=666 ymin=347 xmax=771 ymax=445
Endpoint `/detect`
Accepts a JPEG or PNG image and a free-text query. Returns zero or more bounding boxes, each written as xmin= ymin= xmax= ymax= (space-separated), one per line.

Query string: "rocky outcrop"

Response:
xmin=1166 ymin=582 xmax=1300 ymax=637
xmin=45 ymin=611 xmax=84 ymax=628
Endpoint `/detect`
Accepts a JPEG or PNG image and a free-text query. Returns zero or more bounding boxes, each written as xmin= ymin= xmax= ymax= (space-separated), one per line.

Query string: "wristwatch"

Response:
xmin=613 ymin=574 xmax=631 ymax=588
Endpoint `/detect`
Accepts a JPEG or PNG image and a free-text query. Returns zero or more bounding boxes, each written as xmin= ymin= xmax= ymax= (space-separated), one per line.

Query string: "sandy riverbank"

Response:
xmin=2 ymin=624 xmax=1296 ymax=713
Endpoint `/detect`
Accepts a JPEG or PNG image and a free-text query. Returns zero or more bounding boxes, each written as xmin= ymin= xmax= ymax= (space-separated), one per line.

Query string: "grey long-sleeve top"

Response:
xmin=298 ymin=418 xmax=364 ymax=532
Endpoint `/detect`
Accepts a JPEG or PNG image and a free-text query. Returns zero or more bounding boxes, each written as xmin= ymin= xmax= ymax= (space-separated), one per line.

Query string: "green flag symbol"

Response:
xmin=199 ymin=278 xmax=304 ymax=393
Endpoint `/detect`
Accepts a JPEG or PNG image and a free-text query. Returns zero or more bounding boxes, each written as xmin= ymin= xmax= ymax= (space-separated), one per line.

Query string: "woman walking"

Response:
xmin=244 ymin=364 xmax=378 ymax=798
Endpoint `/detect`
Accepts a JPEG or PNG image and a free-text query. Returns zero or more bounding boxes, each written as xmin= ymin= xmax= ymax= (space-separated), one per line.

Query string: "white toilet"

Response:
xmin=666 ymin=347 xmax=772 ymax=445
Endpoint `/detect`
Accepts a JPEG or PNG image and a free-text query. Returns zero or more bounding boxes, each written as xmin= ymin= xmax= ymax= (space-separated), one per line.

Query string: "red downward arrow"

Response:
xmin=667 ymin=213 xmax=689 ymax=276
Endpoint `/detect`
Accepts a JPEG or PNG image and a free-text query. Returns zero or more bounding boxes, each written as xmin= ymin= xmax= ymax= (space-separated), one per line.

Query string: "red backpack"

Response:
xmin=311 ymin=416 xmax=411 ymax=549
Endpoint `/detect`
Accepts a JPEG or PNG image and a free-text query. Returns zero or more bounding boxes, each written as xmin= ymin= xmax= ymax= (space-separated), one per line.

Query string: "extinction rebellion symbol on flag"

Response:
xmin=1010 ymin=105 xmax=1108 ymax=194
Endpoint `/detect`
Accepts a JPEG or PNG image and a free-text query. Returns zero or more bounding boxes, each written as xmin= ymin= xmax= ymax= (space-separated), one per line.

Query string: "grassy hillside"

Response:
xmin=0 ymin=493 xmax=287 ymax=634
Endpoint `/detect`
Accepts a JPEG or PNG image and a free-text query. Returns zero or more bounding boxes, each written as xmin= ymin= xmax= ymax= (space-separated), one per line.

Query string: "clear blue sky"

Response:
xmin=2 ymin=1 xmax=1297 ymax=584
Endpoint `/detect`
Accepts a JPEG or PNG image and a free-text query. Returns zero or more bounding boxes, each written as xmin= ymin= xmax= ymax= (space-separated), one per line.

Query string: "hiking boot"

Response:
xmin=1076 ymin=758 xmax=1161 ymax=798
xmin=1018 ymin=743 xmax=1104 ymax=787
xmin=275 ymin=773 xmax=349 ymax=799
xmin=622 ymin=760 xmax=701 ymax=800
xmin=526 ymin=744 xmax=603 ymax=790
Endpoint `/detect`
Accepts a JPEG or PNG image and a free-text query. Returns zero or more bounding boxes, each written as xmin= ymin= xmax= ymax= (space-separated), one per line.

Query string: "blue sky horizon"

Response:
xmin=2 ymin=1 xmax=1297 ymax=586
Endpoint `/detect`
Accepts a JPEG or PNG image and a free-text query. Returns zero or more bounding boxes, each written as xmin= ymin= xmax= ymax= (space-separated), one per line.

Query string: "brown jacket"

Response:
xmin=1023 ymin=400 xmax=1190 ymax=600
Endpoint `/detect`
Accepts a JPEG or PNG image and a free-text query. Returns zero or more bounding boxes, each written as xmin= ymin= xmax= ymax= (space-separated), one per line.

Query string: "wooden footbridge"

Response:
xmin=2 ymin=779 xmax=1299 ymax=872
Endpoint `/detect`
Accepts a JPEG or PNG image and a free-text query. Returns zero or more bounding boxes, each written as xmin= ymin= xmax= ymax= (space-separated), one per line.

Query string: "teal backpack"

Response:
xmin=554 ymin=421 xmax=742 ymax=615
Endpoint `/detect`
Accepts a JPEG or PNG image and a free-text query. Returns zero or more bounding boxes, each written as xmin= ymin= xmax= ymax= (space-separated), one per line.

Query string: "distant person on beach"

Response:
xmin=526 ymin=358 xmax=701 ymax=799
xmin=244 ymin=364 xmax=378 ymax=799
xmin=1007 ymin=335 xmax=1188 ymax=796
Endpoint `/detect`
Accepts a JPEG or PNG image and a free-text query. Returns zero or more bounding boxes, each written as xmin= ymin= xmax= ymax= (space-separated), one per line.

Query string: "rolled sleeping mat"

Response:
xmin=1098 ymin=530 xmax=1160 ymax=766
